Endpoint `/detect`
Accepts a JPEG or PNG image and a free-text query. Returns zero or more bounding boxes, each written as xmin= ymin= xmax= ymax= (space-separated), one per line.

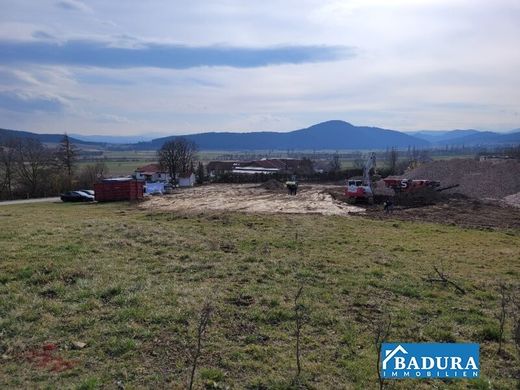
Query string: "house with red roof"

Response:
xmin=134 ymin=163 xmax=171 ymax=182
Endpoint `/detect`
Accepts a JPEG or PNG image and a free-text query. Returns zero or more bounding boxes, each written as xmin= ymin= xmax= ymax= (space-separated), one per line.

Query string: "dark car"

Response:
xmin=79 ymin=189 xmax=95 ymax=196
xmin=60 ymin=191 xmax=95 ymax=202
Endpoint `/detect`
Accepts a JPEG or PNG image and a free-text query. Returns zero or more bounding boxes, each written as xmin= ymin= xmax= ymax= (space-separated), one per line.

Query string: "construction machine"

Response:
xmin=286 ymin=175 xmax=298 ymax=195
xmin=382 ymin=178 xmax=440 ymax=193
xmin=345 ymin=152 xmax=376 ymax=203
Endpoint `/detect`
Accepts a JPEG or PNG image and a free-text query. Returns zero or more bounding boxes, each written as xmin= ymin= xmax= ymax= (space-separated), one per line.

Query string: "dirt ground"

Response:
xmin=360 ymin=198 xmax=520 ymax=230
xmin=141 ymin=183 xmax=520 ymax=230
xmin=140 ymin=183 xmax=364 ymax=216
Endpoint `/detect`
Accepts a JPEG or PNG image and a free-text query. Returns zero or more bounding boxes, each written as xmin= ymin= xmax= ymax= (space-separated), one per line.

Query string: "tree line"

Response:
xmin=0 ymin=135 xmax=108 ymax=200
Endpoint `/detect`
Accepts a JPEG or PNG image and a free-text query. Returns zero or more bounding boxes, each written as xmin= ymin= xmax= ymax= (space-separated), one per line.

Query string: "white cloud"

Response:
xmin=0 ymin=0 xmax=519 ymax=134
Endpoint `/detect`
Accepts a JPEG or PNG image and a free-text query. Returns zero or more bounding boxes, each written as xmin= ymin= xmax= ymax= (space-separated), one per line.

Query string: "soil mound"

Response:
xmin=403 ymin=159 xmax=520 ymax=201
xmin=259 ymin=179 xmax=286 ymax=191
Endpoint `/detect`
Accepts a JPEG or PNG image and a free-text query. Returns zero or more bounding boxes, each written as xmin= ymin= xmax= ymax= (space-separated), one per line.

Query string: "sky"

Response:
xmin=0 ymin=0 xmax=519 ymax=136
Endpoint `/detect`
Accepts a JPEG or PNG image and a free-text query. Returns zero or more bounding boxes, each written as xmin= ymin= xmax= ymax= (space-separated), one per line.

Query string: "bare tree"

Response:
xmin=179 ymin=138 xmax=198 ymax=175
xmin=158 ymin=140 xmax=180 ymax=184
xmin=329 ymin=152 xmax=341 ymax=173
xmin=511 ymin=288 xmax=520 ymax=387
xmin=158 ymin=138 xmax=197 ymax=184
xmin=77 ymin=161 xmax=108 ymax=188
xmin=0 ymin=138 xmax=18 ymax=199
xmin=294 ymin=285 xmax=305 ymax=379
xmin=387 ymin=148 xmax=398 ymax=175
xmin=373 ymin=312 xmax=392 ymax=390
xmin=56 ymin=134 xmax=77 ymax=190
xmin=497 ymin=283 xmax=508 ymax=354
xmin=187 ymin=302 xmax=213 ymax=390
xmin=15 ymin=138 xmax=53 ymax=197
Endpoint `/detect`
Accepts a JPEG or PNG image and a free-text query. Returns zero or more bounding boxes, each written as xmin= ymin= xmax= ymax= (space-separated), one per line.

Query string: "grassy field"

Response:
xmin=0 ymin=202 xmax=519 ymax=389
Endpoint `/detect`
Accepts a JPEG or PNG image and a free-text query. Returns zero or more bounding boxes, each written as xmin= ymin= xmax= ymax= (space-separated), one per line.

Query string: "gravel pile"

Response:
xmin=403 ymin=159 xmax=520 ymax=201
xmin=504 ymin=192 xmax=520 ymax=208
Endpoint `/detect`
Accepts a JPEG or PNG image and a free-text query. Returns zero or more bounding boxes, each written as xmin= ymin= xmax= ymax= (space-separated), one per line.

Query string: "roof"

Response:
xmin=208 ymin=158 xmax=306 ymax=172
xmin=101 ymin=177 xmax=135 ymax=182
xmin=135 ymin=163 xmax=165 ymax=173
xmin=207 ymin=161 xmax=248 ymax=171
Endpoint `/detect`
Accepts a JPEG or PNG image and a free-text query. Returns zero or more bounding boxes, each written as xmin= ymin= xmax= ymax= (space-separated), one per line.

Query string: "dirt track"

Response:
xmin=140 ymin=184 xmax=364 ymax=216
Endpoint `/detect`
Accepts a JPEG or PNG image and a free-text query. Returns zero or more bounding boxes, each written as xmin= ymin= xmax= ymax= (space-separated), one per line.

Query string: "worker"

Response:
xmin=383 ymin=199 xmax=394 ymax=214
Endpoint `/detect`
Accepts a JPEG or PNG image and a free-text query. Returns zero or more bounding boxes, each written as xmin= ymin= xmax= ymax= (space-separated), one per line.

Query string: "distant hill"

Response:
xmin=441 ymin=131 xmax=520 ymax=146
xmin=410 ymin=130 xmax=481 ymax=143
xmin=2 ymin=121 xmax=519 ymax=151
xmin=410 ymin=129 xmax=520 ymax=146
xmin=0 ymin=127 xmax=102 ymax=148
xmin=70 ymin=133 xmax=163 ymax=144
xmin=135 ymin=120 xmax=430 ymax=150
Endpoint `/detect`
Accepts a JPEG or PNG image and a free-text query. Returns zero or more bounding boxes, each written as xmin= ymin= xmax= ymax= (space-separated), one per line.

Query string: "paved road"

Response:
xmin=0 ymin=197 xmax=61 ymax=206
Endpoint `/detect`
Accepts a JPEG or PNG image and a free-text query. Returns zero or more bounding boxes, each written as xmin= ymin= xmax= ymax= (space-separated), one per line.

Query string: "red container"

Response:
xmin=94 ymin=179 xmax=144 ymax=202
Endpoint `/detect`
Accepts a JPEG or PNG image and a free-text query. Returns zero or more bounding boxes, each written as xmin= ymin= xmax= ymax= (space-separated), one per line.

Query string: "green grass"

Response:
xmin=0 ymin=202 xmax=519 ymax=389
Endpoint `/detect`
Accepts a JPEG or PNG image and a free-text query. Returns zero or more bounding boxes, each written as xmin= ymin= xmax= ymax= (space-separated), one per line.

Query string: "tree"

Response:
xmin=178 ymin=138 xmax=198 ymax=175
xmin=15 ymin=138 xmax=53 ymax=197
xmin=196 ymin=161 xmax=205 ymax=184
xmin=329 ymin=152 xmax=341 ymax=173
xmin=0 ymin=138 xmax=18 ymax=199
xmin=387 ymin=148 xmax=398 ymax=175
xmin=77 ymin=161 xmax=108 ymax=188
xmin=187 ymin=302 xmax=213 ymax=390
xmin=56 ymin=134 xmax=77 ymax=190
xmin=158 ymin=138 xmax=197 ymax=184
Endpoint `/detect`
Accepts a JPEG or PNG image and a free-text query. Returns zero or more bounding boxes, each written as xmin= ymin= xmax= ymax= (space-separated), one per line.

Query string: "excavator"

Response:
xmin=345 ymin=152 xmax=376 ymax=203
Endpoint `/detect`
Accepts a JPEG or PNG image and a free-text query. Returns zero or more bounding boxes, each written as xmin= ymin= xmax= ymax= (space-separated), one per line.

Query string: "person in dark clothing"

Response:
xmin=383 ymin=200 xmax=394 ymax=214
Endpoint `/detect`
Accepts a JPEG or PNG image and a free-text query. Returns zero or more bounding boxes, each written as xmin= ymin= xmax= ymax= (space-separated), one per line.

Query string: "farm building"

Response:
xmin=134 ymin=164 xmax=170 ymax=182
xmin=207 ymin=158 xmax=314 ymax=177
xmin=94 ymin=178 xmax=144 ymax=202
xmin=178 ymin=172 xmax=196 ymax=187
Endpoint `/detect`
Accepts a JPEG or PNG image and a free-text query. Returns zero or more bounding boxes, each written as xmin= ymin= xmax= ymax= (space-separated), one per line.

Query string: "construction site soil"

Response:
xmin=142 ymin=184 xmax=520 ymax=231
xmin=401 ymin=158 xmax=520 ymax=203
xmin=141 ymin=184 xmax=364 ymax=216
xmin=140 ymin=158 xmax=520 ymax=231
xmin=361 ymin=198 xmax=520 ymax=230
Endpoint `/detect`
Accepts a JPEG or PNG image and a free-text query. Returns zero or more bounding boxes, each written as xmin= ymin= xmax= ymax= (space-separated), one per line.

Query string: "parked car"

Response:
xmin=60 ymin=191 xmax=95 ymax=202
xmin=79 ymin=189 xmax=94 ymax=196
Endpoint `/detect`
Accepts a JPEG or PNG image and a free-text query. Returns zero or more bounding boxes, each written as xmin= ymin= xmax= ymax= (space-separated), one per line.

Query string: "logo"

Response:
xmin=381 ymin=343 xmax=479 ymax=379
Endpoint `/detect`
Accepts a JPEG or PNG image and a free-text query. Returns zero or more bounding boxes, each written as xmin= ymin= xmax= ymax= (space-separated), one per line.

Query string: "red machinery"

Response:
xmin=345 ymin=153 xmax=376 ymax=203
xmin=383 ymin=178 xmax=440 ymax=193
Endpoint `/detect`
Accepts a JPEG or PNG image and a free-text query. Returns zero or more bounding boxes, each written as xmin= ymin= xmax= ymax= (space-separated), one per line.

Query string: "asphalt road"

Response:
xmin=0 ymin=197 xmax=61 ymax=206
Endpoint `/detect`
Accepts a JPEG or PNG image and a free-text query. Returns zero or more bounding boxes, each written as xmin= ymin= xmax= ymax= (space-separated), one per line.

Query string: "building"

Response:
xmin=207 ymin=161 xmax=244 ymax=178
xmin=178 ymin=172 xmax=196 ymax=187
xmin=207 ymin=158 xmax=314 ymax=177
xmin=134 ymin=163 xmax=170 ymax=182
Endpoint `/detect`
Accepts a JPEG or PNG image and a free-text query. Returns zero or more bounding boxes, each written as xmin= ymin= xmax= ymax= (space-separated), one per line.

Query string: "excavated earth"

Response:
xmin=141 ymin=157 xmax=520 ymax=231
xmin=140 ymin=183 xmax=364 ymax=216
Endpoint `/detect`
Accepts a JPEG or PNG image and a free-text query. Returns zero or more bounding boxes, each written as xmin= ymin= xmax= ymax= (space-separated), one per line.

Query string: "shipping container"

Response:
xmin=94 ymin=178 xmax=144 ymax=202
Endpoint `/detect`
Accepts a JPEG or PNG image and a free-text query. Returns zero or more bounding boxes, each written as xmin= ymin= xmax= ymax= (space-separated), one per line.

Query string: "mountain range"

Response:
xmin=1 ymin=120 xmax=519 ymax=151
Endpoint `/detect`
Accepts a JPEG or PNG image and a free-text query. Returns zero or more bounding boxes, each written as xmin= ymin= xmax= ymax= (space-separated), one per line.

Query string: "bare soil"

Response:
xmin=142 ymin=183 xmax=520 ymax=230
xmin=402 ymin=158 xmax=520 ymax=201
xmin=360 ymin=198 xmax=520 ymax=230
xmin=140 ymin=183 xmax=364 ymax=216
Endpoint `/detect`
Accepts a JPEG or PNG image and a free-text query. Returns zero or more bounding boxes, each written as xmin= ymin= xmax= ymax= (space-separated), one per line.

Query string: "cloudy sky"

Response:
xmin=1 ymin=0 xmax=519 ymax=135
